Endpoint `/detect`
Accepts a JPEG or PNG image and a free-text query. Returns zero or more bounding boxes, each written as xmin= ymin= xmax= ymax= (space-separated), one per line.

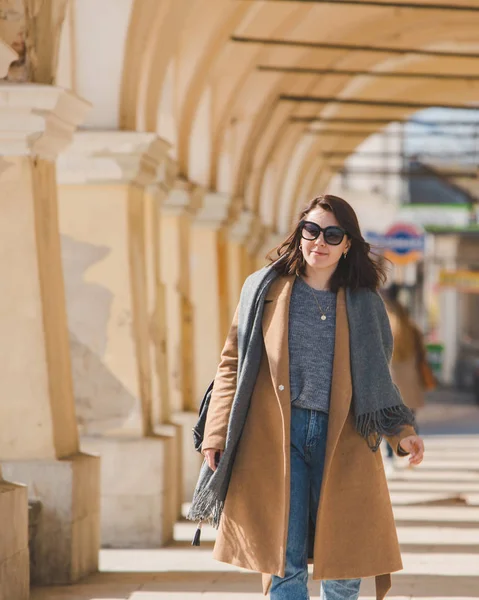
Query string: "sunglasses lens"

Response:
xmin=302 ymin=222 xmax=320 ymax=240
xmin=324 ymin=227 xmax=345 ymax=245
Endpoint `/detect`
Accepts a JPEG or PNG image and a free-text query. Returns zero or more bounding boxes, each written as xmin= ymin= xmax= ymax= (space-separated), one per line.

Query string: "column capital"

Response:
xmin=193 ymin=191 xmax=231 ymax=230
xmin=161 ymin=179 xmax=202 ymax=216
xmin=229 ymin=210 xmax=256 ymax=244
xmin=0 ymin=39 xmax=18 ymax=78
xmin=0 ymin=84 xmax=91 ymax=160
xmin=57 ymin=131 xmax=174 ymax=188
xmin=257 ymin=229 xmax=285 ymax=259
xmin=246 ymin=220 xmax=268 ymax=256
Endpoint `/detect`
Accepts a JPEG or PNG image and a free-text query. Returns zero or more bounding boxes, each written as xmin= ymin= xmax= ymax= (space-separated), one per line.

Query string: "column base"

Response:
xmin=0 ymin=480 xmax=29 ymax=600
xmin=172 ymin=411 xmax=204 ymax=503
xmin=2 ymin=453 xmax=100 ymax=585
xmin=82 ymin=426 xmax=181 ymax=548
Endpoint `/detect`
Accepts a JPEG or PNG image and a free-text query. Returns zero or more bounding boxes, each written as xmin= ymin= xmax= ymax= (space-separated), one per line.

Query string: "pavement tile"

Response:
xmin=32 ymin=393 xmax=479 ymax=600
xmin=392 ymin=506 xmax=479 ymax=522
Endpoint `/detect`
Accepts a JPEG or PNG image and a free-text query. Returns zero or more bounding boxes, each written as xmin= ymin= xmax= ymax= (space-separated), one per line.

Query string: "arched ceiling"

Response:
xmin=4 ymin=0 xmax=477 ymax=234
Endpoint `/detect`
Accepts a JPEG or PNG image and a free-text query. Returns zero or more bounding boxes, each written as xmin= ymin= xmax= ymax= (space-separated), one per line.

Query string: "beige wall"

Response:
xmin=0 ymin=157 xmax=56 ymax=459
xmin=58 ymin=183 xmax=143 ymax=434
xmin=0 ymin=155 xmax=79 ymax=460
xmin=144 ymin=190 xmax=170 ymax=425
xmin=160 ymin=209 xmax=194 ymax=413
xmin=190 ymin=224 xmax=229 ymax=403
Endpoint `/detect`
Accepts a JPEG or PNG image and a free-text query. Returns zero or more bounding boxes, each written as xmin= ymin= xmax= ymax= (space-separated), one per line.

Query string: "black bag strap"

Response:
xmin=192 ymin=380 xmax=215 ymax=453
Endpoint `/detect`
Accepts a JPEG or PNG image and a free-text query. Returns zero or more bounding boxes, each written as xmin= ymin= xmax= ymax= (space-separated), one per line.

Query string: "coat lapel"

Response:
xmin=322 ymin=288 xmax=353 ymax=482
xmin=261 ymin=275 xmax=294 ymax=596
xmin=262 ymin=276 xmax=295 ymax=407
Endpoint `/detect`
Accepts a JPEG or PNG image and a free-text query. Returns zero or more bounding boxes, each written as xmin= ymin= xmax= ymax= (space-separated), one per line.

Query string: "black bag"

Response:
xmin=192 ymin=380 xmax=214 ymax=453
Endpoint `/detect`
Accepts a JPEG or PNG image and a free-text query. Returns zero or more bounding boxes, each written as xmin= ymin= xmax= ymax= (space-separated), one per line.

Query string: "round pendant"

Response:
xmin=321 ymin=315 xmax=327 ymax=321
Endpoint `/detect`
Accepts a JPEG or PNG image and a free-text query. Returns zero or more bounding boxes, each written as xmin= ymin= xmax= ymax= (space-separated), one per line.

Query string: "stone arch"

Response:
xmin=169 ymin=0 xmax=253 ymax=179
xmin=120 ymin=0 xmax=479 ymax=232
xmin=120 ymin=0 xmax=191 ymax=130
xmin=275 ymin=71 xmax=479 ymax=232
xmin=156 ymin=57 xmax=177 ymax=154
xmin=229 ymin=21 xmax=479 ymax=230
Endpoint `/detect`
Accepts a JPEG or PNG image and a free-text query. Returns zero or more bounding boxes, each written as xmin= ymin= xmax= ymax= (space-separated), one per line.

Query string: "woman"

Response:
xmin=189 ymin=195 xmax=425 ymax=600
xmin=382 ymin=290 xmax=432 ymax=468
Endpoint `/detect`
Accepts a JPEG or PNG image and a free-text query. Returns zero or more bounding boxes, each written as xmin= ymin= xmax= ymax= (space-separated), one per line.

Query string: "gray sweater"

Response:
xmin=289 ymin=277 xmax=336 ymax=413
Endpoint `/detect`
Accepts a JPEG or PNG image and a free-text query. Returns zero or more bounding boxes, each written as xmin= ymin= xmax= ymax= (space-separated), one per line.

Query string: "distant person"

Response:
xmin=457 ymin=333 xmax=479 ymax=402
xmin=189 ymin=195 xmax=424 ymax=600
xmin=382 ymin=287 xmax=435 ymax=470
xmin=474 ymin=365 xmax=479 ymax=406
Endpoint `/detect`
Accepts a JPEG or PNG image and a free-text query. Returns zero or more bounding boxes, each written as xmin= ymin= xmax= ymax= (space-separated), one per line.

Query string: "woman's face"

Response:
xmin=300 ymin=207 xmax=351 ymax=273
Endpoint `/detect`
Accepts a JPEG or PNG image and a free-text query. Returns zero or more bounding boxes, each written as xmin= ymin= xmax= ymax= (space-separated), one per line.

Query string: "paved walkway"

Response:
xmin=32 ymin=390 xmax=479 ymax=599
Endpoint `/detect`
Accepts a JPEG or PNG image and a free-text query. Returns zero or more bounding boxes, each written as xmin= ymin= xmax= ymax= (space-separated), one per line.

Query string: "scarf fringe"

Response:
xmin=356 ymin=404 xmax=417 ymax=452
xmin=186 ymin=486 xmax=224 ymax=529
xmin=188 ymin=404 xmax=416 ymax=525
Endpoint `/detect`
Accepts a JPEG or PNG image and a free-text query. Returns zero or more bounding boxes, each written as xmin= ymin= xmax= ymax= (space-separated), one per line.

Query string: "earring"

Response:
xmin=343 ymin=251 xmax=348 ymax=258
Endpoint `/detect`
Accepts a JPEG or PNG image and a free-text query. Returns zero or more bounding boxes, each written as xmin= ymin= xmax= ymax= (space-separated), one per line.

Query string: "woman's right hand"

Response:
xmin=203 ymin=448 xmax=223 ymax=472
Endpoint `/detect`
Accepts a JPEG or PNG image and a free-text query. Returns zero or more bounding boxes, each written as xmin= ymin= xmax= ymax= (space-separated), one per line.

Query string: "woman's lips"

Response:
xmin=312 ymin=251 xmax=328 ymax=256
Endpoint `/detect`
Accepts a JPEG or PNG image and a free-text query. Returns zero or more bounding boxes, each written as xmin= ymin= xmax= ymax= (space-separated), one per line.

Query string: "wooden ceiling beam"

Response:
xmin=305 ymin=128 xmax=474 ymax=137
xmin=258 ymin=65 xmax=479 ymax=81
xmin=290 ymin=117 xmax=479 ymax=126
xmin=321 ymin=151 xmax=478 ymax=158
xmin=280 ymin=94 xmax=479 ymax=111
xmin=246 ymin=0 xmax=479 ymax=13
xmin=232 ymin=36 xmax=479 ymax=59
xmin=334 ymin=168 xmax=478 ymax=177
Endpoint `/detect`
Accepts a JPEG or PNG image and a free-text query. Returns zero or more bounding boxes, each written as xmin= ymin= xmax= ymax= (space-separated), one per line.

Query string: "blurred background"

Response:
xmin=0 ymin=1 xmax=478 ymax=599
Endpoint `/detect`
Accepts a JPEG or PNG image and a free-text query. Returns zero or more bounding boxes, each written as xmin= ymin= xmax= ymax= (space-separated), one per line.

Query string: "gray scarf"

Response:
xmin=187 ymin=265 xmax=415 ymax=527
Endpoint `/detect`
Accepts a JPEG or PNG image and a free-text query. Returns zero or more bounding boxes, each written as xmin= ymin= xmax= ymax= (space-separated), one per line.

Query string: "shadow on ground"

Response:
xmin=30 ymin=570 xmax=479 ymax=599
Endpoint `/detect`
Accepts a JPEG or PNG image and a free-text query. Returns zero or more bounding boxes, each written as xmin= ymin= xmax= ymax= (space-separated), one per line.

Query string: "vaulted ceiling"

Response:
xmin=120 ymin=0 xmax=479 ymax=230
xmin=2 ymin=0 xmax=478 ymax=232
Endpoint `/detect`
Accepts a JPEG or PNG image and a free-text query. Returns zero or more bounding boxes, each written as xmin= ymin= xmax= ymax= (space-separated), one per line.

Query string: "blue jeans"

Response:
xmin=271 ymin=407 xmax=361 ymax=600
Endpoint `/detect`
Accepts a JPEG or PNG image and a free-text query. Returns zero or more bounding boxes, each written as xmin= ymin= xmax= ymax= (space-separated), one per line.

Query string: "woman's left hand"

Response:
xmin=399 ymin=435 xmax=425 ymax=466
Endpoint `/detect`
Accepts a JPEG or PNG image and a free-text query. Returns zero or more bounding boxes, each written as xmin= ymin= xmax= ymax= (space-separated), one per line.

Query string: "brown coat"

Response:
xmin=387 ymin=312 xmax=426 ymax=410
xmin=203 ymin=276 xmax=415 ymax=599
xmin=391 ymin=358 xmax=426 ymax=410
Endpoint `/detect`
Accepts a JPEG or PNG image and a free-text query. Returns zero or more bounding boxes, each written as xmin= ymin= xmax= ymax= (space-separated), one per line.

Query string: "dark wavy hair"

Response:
xmin=266 ymin=194 xmax=387 ymax=292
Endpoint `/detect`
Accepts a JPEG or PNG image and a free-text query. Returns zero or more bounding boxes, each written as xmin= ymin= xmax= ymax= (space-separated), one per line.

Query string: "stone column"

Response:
xmin=148 ymin=180 xmax=176 ymax=428
xmin=57 ymin=131 xmax=181 ymax=547
xmin=161 ymin=180 xmax=199 ymax=414
xmin=246 ymin=218 xmax=268 ymax=277
xmin=190 ymin=192 xmax=231 ymax=403
xmin=0 ymin=84 xmax=100 ymax=585
xmin=162 ymin=180 xmax=204 ymax=502
xmin=256 ymin=229 xmax=283 ymax=272
xmin=0 ymin=466 xmax=29 ymax=600
xmin=435 ymin=236 xmax=460 ymax=385
xmin=228 ymin=210 xmax=256 ymax=322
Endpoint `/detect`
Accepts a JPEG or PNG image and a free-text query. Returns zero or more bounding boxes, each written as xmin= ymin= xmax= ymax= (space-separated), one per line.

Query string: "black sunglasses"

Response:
xmin=300 ymin=220 xmax=347 ymax=246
